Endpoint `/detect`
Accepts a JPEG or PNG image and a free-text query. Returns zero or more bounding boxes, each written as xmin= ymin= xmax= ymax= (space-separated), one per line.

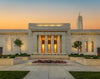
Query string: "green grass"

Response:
xmin=0 ymin=71 xmax=29 ymax=79
xmin=70 ymin=71 xmax=100 ymax=79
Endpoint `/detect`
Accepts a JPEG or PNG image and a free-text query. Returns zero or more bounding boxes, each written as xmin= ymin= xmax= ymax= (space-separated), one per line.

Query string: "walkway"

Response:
xmin=0 ymin=60 xmax=100 ymax=79
xmin=24 ymin=66 xmax=74 ymax=79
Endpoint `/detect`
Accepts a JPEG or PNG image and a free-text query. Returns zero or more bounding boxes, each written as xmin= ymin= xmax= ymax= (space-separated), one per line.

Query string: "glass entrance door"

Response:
xmin=41 ymin=35 xmax=45 ymax=53
xmin=47 ymin=35 xmax=51 ymax=54
xmin=54 ymin=35 xmax=58 ymax=53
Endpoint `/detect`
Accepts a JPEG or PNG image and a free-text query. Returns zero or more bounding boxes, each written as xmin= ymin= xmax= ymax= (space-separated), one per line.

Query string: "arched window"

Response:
xmin=85 ymin=41 xmax=88 ymax=52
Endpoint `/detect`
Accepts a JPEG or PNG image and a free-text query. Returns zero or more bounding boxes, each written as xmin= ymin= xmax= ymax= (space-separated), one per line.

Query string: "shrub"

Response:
xmin=19 ymin=53 xmax=30 ymax=57
xmin=1 ymin=55 xmax=8 ymax=58
xmin=9 ymin=55 xmax=15 ymax=58
xmin=15 ymin=53 xmax=20 ymax=56
xmin=69 ymin=54 xmax=100 ymax=59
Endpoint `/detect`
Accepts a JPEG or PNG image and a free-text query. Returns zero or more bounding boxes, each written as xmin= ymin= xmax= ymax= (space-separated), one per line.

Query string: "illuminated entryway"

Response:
xmin=41 ymin=35 xmax=45 ymax=53
xmin=54 ymin=35 xmax=58 ymax=53
xmin=47 ymin=35 xmax=51 ymax=53
xmin=37 ymin=35 xmax=62 ymax=54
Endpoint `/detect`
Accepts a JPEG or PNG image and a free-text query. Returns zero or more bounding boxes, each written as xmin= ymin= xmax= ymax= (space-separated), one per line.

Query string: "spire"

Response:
xmin=77 ymin=12 xmax=83 ymax=30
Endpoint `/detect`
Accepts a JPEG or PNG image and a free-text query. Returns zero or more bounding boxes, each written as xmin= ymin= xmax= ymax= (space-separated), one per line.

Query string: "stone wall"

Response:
xmin=0 ymin=58 xmax=22 ymax=66
xmin=0 ymin=30 xmax=28 ymax=55
xmin=71 ymin=30 xmax=100 ymax=55
xmin=70 ymin=57 xmax=100 ymax=66
xmin=16 ymin=57 xmax=29 ymax=61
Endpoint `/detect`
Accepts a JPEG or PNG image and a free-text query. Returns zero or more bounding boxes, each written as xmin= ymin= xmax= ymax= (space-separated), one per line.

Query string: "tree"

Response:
xmin=14 ymin=39 xmax=23 ymax=54
xmin=72 ymin=41 xmax=82 ymax=55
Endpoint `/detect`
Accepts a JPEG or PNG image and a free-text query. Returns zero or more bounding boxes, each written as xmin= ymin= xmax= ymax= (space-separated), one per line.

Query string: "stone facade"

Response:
xmin=0 ymin=30 xmax=28 ymax=55
xmin=71 ymin=29 xmax=100 ymax=55
xmin=0 ymin=14 xmax=100 ymax=55
xmin=28 ymin=23 xmax=71 ymax=54
xmin=0 ymin=23 xmax=100 ymax=55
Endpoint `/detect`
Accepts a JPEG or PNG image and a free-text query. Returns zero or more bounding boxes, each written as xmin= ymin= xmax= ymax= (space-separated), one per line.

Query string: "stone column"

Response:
xmin=28 ymin=29 xmax=33 ymax=54
xmin=58 ymin=35 xmax=60 ymax=54
xmin=51 ymin=35 xmax=54 ymax=54
xmin=39 ymin=35 xmax=41 ymax=54
xmin=45 ymin=35 xmax=47 ymax=54
xmin=62 ymin=34 xmax=65 ymax=54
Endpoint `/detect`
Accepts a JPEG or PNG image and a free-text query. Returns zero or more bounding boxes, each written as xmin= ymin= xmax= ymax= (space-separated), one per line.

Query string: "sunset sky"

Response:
xmin=0 ymin=0 xmax=100 ymax=29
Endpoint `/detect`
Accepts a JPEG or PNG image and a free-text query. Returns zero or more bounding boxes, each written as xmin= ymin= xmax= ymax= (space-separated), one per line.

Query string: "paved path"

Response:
xmin=24 ymin=66 xmax=74 ymax=79
xmin=0 ymin=60 xmax=100 ymax=79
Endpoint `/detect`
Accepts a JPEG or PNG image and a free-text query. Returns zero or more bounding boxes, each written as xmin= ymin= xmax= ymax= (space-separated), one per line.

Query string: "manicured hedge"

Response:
xmin=69 ymin=54 xmax=100 ymax=59
xmin=0 ymin=53 xmax=30 ymax=58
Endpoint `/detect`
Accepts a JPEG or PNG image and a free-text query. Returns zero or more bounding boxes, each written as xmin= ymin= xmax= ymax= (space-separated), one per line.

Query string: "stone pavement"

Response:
xmin=0 ymin=60 xmax=100 ymax=79
xmin=24 ymin=66 xmax=74 ymax=79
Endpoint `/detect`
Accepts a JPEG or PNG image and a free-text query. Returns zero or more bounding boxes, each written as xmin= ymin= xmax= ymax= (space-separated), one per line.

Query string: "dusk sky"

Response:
xmin=0 ymin=0 xmax=100 ymax=29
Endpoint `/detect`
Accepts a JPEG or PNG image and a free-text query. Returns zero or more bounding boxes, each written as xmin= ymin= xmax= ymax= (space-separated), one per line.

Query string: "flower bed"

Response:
xmin=32 ymin=60 xmax=67 ymax=63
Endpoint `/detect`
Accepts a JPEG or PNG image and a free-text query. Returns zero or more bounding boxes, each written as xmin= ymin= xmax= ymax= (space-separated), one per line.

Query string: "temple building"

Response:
xmin=0 ymin=13 xmax=100 ymax=55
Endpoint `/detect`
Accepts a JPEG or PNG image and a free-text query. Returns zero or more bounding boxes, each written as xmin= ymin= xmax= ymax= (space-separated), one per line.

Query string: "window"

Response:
xmin=79 ymin=46 xmax=82 ymax=52
xmin=85 ymin=41 xmax=88 ymax=52
xmin=41 ymin=35 xmax=45 ymax=53
xmin=54 ymin=35 xmax=58 ymax=53
xmin=47 ymin=35 xmax=51 ymax=53
xmin=91 ymin=41 xmax=94 ymax=52
xmin=42 ymin=40 xmax=45 ymax=44
xmin=48 ymin=40 xmax=51 ymax=44
xmin=54 ymin=40 xmax=57 ymax=44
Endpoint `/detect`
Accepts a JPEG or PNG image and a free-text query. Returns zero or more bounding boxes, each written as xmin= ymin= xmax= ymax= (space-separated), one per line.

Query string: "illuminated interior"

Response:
xmin=41 ymin=35 xmax=45 ymax=53
xmin=39 ymin=35 xmax=59 ymax=54
xmin=85 ymin=41 xmax=88 ymax=52
xmin=54 ymin=35 xmax=58 ymax=53
xmin=79 ymin=46 xmax=81 ymax=52
xmin=47 ymin=35 xmax=51 ymax=54
xmin=91 ymin=41 xmax=94 ymax=52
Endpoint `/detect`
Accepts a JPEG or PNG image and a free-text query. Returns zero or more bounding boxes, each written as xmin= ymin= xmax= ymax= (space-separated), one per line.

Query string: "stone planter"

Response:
xmin=70 ymin=57 xmax=100 ymax=66
xmin=70 ymin=57 xmax=83 ymax=61
xmin=16 ymin=57 xmax=29 ymax=61
xmin=0 ymin=58 xmax=22 ymax=66
xmin=82 ymin=59 xmax=100 ymax=66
